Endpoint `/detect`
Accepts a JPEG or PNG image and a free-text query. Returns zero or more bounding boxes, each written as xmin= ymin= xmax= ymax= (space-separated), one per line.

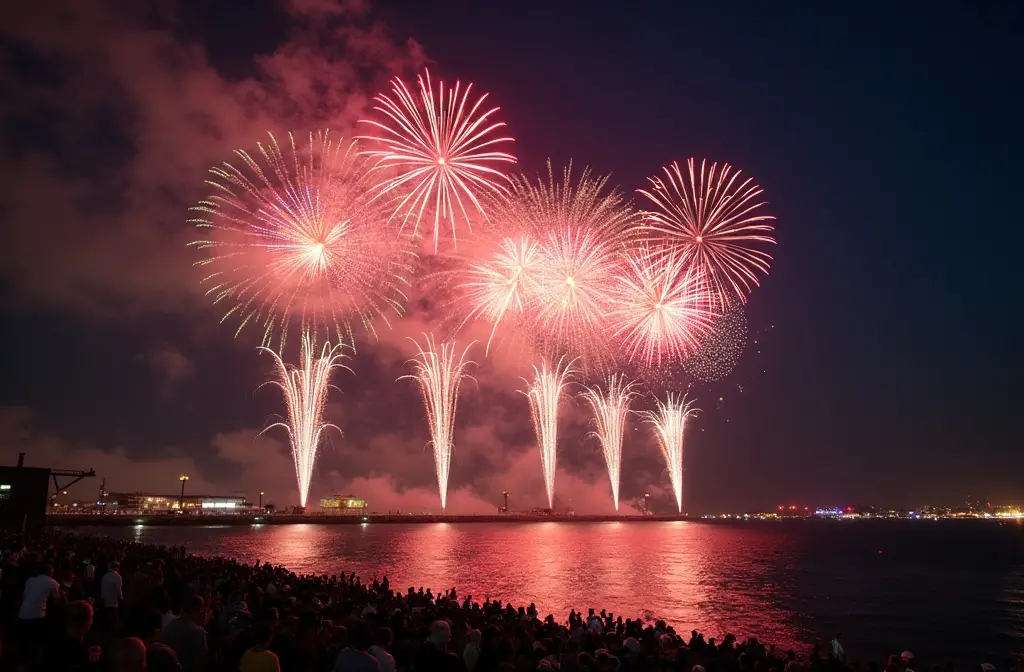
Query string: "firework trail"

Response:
xmin=460 ymin=235 xmax=542 ymax=353
xmin=189 ymin=130 xmax=416 ymax=352
xmin=462 ymin=163 xmax=633 ymax=371
xmin=608 ymin=244 xmax=718 ymax=368
xmin=400 ymin=334 xmax=477 ymax=510
xmin=581 ymin=374 xmax=638 ymax=511
xmin=685 ymin=303 xmax=748 ymax=383
xmin=637 ymin=158 xmax=775 ymax=309
xmin=359 ymin=69 xmax=517 ymax=251
xmin=261 ymin=335 xmax=350 ymax=508
xmin=639 ymin=393 xmax=700 ymax=513
xmin=521 ymin=357 xmax=577 ymax=508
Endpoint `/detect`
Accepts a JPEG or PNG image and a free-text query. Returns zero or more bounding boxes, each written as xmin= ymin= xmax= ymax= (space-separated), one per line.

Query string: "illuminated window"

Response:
xmin=201 ymin=501 xmax=239 ymax=509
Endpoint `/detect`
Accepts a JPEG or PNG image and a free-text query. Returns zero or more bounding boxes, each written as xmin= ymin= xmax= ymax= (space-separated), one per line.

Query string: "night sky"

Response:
xmin=0 ymin=1 xmax=1018 ymax=514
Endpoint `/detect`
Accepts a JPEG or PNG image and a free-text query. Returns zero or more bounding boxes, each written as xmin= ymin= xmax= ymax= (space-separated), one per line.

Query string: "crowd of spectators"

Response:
xmin=0 ymin=530 xmax=1011 ymax=672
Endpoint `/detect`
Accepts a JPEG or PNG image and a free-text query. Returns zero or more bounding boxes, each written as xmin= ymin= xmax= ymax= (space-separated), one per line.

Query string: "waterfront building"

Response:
xmin=319 ymin=495 xmax=368 ymax=514
xmin=105 ymin=492 xmax=249 ymax=513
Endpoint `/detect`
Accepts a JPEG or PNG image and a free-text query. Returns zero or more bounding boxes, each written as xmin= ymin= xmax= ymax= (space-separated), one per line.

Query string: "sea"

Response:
xmin=86 ymin=520 xmax=1024 ymax=664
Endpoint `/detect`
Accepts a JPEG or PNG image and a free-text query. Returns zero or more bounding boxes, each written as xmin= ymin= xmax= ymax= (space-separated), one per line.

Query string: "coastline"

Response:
xmin=46 ymin=513 xmax=1017 ymax=527
xmin=49 ymin=513 xmax=692 ymax=526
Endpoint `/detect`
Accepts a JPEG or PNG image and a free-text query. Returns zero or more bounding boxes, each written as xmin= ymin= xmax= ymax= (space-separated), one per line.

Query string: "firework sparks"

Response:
xmin=260 ymin=334 xmax=350 ymax=508
xmin=359 ymin=69 xmax=517 ymax=251
xmin=637 ymin=158 xmax=775 ymax=308
xmin=189 ymin=130 xmax=415 ymax=352
xmin=464 ymin=163 xmax=633 ymax=370
xmin=534 ymin=226 xmax=620 ymax=363
xmin=400 ymin=334 xmax=477 ymax=510
xmin=521 ymin=357 xmax=577 ymax=508
xmin=639 ymin=393 xmax=700 ymax=513
xmin=581 ymin=374 xmax=638 ymax=511
xmin=685 ymin=303 xmax=748 ymax=382
xmin=608 ymin=245 xmax=718 ymax=368
xmin=460 ymin=235 xmax=542 ymax=353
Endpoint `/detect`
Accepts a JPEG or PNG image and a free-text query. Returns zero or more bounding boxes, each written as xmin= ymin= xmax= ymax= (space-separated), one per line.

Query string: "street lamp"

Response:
xmin=502 ymin=490 xmax=509 ymax=513
xmin=259 ymin=491 xmax=264 ymax=510
xmin=179 ymin=475 xmax=189 ymax=510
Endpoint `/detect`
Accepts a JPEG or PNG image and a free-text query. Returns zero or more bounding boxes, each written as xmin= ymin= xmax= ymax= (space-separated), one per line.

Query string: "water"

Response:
xmin=90 ymin=520 xmax=1023 ymax=663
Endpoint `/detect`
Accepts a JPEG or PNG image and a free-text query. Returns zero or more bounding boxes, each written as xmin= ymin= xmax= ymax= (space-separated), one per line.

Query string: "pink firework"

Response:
xmin=608 ymin=245 xmax=718 ymax=367
xmin=636 ymin=158 xmax=775 ymax=308
xmin=358 ymin=69 xmax=517 ymax=251
xmin=460 ymin=234 xmax=543 ymax=353
xmin=533 ymin=225 xmax=621 ymax=359
xmin=454 ymin=163 xmax=633 ymax=372
xmin=189 ymin=130 xmax=416 ymax=352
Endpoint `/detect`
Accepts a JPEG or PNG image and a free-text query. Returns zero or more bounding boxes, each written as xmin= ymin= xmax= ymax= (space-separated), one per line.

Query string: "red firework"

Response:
xmin=456 ymin=163 xmax=634 ymax=372
xmin=189 ymin=130 xmax=416 ymax=352
xmin=358 ymin=69 xmax=517 ymax=251
xmin=608 ymin=245 xmax=718 ymax=367
xmin=460 ymin=234 xmax=543 ymax=353
xmin=636 ymin=158 xmax=775 ymax=308
xmin=533 ymin=224 xmax=621 ymax=358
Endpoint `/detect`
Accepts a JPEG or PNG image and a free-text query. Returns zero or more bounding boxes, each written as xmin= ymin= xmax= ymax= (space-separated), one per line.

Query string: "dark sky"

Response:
xmin=0 ymin=0 xmax=1019 ymax=514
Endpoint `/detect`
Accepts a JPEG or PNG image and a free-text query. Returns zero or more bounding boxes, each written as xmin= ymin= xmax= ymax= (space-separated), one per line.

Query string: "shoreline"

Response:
xmin=50 ymin=513 xmax=691 ymax=526
xmin=46 ymin=513 xmax=1014 ymax=527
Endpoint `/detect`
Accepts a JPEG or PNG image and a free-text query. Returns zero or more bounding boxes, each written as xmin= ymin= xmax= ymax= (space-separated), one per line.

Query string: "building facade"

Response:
xmin=105 ymin=493 xmax=249 ymax=513
xmin=319 ymin=495 xmax=367 ymax=514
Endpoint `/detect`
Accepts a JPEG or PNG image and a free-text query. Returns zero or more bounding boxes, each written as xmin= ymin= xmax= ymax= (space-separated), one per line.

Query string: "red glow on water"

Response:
xmin=175 ymin=522 xmax=807 ymax=650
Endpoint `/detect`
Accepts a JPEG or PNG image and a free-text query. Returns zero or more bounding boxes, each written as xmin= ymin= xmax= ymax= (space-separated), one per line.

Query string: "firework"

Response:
xmin=464 ymin=163 xmax=633 ymax=370
xmin=400 ymin=334 xmax=476 ymax=510
xmin=581 ymin=374 xmax=638 ymax=511
xmin=637 ymin=158 xmax=775 ymax=308
xmin=358 ymin=69 xmax=517 ymax=251
xmin=534 ymin=226 xmax=621 ymax=366
xmin=608 ymin=245 xmax=718 ymax=368
xmin=639 ymin=393 xmax=700 ymax=513
xmin=189 ymin=130 xmax=415 ymax=352
xmin=460 ymin=235 xmax=542 ymax=353
xmin=521 ymin=357 xmax=577 ymax=508
xmin=685 ymin=303 xmax=748 ymax=382
xmin=261 ymin=335 xmax=350 ymax=507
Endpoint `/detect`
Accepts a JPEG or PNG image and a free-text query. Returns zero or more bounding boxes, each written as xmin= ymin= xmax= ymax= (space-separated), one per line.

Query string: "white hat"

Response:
xmin=901 ymin=652 xmax=914 ymax=662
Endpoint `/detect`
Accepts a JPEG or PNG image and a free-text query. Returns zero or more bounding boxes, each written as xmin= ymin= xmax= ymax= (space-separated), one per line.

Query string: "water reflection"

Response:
xmin=105 ymin=521 xmax=1023 ymax=659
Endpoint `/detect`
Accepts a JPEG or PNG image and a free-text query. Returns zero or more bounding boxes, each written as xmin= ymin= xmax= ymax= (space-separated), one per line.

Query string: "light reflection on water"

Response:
xmin=93 ymin=521 xmax=1023 ymax=662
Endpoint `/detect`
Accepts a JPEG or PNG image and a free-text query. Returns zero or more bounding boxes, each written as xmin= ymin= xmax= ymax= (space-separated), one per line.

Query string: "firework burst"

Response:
xmin=534 ymin=225 xmax=620 ymax=364
xmin=521 ymin=356 xmax=577 ymax=508
xmin=400 ymin=334 xmax=477 ymax=510
xmin=460 ymin=234 xmax=542 ymax=353
xmin=358 ymin=69 xmax=517 ymax=251
xmin=639 ymin=393 xmax=700 ymax=513
xmin=260 ymin=334 xmax=350 ymax=508
xmin=637 ymin=158 xmax=775 ymax=308
xmin=686 ymin=303 xmax=748 ymax=383
xmin=608 ymin=244 xmax=718 ymax=368
xmin=463 ymin=163 xmax=633 ymax=371
xmin=189 ymin=130 xmax=415 ymax=352
xmin=581 ymin=374 xmax=638 ymax=511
